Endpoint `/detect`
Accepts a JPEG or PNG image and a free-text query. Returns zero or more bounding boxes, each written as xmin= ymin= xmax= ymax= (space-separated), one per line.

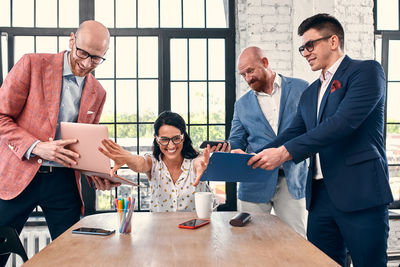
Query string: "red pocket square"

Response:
xmin=330 ymin=80 xmax=342 ymax=93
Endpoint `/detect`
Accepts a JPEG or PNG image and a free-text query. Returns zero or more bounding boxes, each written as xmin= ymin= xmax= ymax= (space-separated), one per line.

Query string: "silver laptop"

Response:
xmin=60 ymin=122 xmax=138 ymax=186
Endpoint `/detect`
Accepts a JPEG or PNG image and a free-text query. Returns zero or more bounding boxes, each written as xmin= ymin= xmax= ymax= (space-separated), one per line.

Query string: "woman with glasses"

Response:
xmin=99 ymin=111 xmax=213 ymax=212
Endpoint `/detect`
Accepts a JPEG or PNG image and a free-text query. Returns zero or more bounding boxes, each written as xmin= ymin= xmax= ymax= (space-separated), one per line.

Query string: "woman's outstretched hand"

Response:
xmin=194 ymin=145 xmax=211 ymax=186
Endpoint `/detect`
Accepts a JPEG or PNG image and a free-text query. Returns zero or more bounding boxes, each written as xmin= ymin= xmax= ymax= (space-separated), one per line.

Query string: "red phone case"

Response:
xmin=178 ymin=219 xmax=210 ymax=229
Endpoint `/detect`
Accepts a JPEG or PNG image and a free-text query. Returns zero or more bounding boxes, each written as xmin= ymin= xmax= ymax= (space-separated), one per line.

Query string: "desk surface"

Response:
xmin=23 ymin=212 xmax=339 ymax=267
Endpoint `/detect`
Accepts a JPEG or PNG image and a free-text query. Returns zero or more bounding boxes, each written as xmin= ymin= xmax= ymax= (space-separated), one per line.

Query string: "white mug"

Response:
xmin=195 ymin=192 xmax=219 ymax=219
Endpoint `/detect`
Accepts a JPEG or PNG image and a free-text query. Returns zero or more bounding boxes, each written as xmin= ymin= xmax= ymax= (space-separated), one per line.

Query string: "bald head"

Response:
xmin=68 ymin=20 xmax=110 ymax=77
xmin=237 ymin=46 xmax=275 ymax=94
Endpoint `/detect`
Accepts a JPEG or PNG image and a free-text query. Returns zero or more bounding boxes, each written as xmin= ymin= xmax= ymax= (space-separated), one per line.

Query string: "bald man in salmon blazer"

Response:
xmin=0 ymin=20 xmax=118 ymax=266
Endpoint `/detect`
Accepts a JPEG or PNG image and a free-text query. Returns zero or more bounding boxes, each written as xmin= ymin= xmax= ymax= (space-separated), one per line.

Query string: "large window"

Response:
xmin=0 ymin=0 xmax=236 ymax=213
xmin=375 ymin=0 xmax=400 ymax=206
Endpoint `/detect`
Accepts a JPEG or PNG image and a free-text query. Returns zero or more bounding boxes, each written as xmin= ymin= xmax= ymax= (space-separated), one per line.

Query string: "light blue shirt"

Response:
xmin=25 ymin=52 xmax=86 ymax=167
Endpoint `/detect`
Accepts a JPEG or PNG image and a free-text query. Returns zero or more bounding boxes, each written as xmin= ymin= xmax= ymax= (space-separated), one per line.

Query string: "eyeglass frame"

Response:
xmin=298 ymin=35 xmax=332 ymax=56
xmin=156 ymin=134 xmax=184 ymax=146
xmin=74 ymin=40 xmax=106 ymax=65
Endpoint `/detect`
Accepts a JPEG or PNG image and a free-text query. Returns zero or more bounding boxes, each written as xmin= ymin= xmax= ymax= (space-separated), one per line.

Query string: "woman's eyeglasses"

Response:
xmin=156 ymin=134 xmax=184 ymax=146
xmin=298 ymin=35 xmax=332 ymax=56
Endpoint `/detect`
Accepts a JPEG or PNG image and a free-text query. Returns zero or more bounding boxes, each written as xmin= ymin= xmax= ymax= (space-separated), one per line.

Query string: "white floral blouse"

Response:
xmin=146 ymin=154 xmax=210 ymax=212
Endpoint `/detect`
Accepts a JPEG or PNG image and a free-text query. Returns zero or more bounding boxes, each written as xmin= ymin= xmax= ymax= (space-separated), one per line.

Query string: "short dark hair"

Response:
xmin=153 ymin=111 xmax=199 ymax=160
xmin=298 ymin=13 xmax=344 ymax=50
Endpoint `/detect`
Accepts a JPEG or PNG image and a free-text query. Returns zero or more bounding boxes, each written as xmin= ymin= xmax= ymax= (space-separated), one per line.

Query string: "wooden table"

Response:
xmin=23 ymin=212 xmax=339 ymax=267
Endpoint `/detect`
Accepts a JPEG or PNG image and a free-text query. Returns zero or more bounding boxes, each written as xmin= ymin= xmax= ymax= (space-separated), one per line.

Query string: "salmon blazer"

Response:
xmin=0 ymin=51 xmax=106 ymax=212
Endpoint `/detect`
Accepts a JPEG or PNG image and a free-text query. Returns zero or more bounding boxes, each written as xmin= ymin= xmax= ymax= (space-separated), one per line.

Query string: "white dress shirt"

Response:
xmin=314 ymin=55 xmax=345 ymax=179
xmin=255 ymin=74 xmax=282 ymax=135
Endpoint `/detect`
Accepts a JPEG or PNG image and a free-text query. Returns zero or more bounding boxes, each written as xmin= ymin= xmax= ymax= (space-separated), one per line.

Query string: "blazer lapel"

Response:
xmin=43 ymin=51 xmax=64 ymax=134
xmin=249 ymin=91 xmax=276 ymax=138
xmin=78 ymin=74 xmax=99 ymax=123
xmin=277 ymin=75 xmax=289 ymax=133
xmin=309 ymin=80 xmax=320 ymax=128
xmin=317 ymin=56 xmax=351 ymax=123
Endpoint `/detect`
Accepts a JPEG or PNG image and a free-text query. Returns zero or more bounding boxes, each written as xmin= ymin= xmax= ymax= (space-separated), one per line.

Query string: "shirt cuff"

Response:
xmin=24 ymin=140 xmax=41 ymax=160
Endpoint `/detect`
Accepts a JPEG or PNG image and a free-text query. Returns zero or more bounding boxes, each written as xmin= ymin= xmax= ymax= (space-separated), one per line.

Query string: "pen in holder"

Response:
xmin=116 ymin=196 xmax=135 ymax=234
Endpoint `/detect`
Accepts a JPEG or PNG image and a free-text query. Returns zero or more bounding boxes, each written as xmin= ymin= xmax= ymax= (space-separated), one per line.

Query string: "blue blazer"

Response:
xmin=229 ymin=74 xmax=309 ymax=203
xmin=262 ymin=56 xmax=393 ymax=212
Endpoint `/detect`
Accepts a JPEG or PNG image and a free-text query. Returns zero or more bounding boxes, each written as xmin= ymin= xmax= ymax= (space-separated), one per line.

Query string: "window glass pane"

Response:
xmin=98 ymin=80 xmax=115 ymax=123
xmin=116 ymin=37 xmax=137 ymax=78
xmin=387 ymin=82 xmax=400 ymax=123
xmin=206 ymin=0 xmax=228 ymax=28
xmin=170 ymin=39 xmax=187 ymax=80
xmin=209 ymin=82 xmax=225 ymax=123
xmin=209 ymin=125 xmax=225 ymax=141
xmin=377 ymin=0 xmax=399 ymax=31
xmin=387 ymin=125 xmax=400 ymax=164
xmin=115 ymin=179 xmax=138 ymax=206
xmin=189 ymin=82 xmax=207 ymax=124
xmin=171 ymin=82 xmax=188 ymax=123
xmin=59 ymin=0 xmax=79 ymax=28
xmin=139 ymin=173 xmax=150 ymax=210
xmin=139 ymin=124 xmax=154 ymax=154
xmin=95 ymin=190 xmax=113 ymax=210
xmin=95 ymin=37 xmax=115 ymax=78
xmin=14 ymin=36 xmax=34 ymax=63
xmin=36 ymin=36 xmax=57 ymax=54
xmin=116 ymin=0 xmax=136 ymax=28
xmin=189 ymin=126 xmax=207 ymax=148
xmin=58 ymin=36 xmax=70 ymax=52
xmin=36 ymin=0 xmax=57 ymax=27
xmin=95 ymin=0 xmax=114 ymax=28
xmin=160 ymin=0 xmax=181 ymax=28
xmin=189 ymin=39 xmax=206 ymax=80
xmin=208 ymin=39 xmax=225 ymax=80
xmin=388 ymin=40 xmax=400 ymax=81
xmin=138 ymin=37 xmax=158 ymax=78
xmin=209 ymin=181 xmax=226 ymax=204
xmin=138 ymin=0 xmax=158 ymax=28
xmin=389 ymin=166 xmax=400 ymax=203
xmin=117 ymin=124 xmax=137 ymax=141
xmin=0 ymin=0 xmax=11 ymax=27
xmin=183 ymin=0 xmax=204 ymax=28
xmin=138 ymin=80 xmax=158 ymax=122
xmin=116 ymin=80 xmax=137 ymax=122
xmin=375 ymin=36 xmax=382 ymax=64
xmin=13 ymin=0 xmax=34 ymax=27
xmin=1 ymin=34 xmax=9 ymax=80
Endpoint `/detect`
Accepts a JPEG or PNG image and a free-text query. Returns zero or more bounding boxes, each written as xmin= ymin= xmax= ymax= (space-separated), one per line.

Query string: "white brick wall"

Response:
xmin=235 ymin=0 xmax=375 ymax=96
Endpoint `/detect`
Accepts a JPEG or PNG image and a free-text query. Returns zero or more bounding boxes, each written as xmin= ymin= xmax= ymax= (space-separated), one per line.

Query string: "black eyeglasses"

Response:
xmin=74 ymin=44 xmax=106 ymax=65
xmin=156 ymin=134 xmax=184 ymax=146
xmin=298 ymin=35 xmax=332 ymax=56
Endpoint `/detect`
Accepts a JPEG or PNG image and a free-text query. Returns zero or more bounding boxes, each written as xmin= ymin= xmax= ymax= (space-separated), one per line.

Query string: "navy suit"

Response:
xmin=260 ymin=56 xmax=393 ymax=266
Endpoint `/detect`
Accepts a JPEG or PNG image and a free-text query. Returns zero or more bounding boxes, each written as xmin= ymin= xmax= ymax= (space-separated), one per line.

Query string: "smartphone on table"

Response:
xmin=178 ymin=219 xmax=210 ymax=229
xmin=72 ymin=227 xmax=115 ymax=236
xmin=199 ymin=141 xmax=226 ymax=149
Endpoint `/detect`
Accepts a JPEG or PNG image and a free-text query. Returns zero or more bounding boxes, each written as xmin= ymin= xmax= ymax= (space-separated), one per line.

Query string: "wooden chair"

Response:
xmin=0 ymin=226 xmax=28 ymax=262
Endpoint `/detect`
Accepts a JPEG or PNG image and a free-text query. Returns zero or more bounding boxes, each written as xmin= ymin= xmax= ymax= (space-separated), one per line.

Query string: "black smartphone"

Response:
xmin=199 ymin=141 xmax=226 ymax=149
xmin=72 ymin=227 xmax=115 ymax=236
xmin=178 ymin=219 xmax=210 ymax=229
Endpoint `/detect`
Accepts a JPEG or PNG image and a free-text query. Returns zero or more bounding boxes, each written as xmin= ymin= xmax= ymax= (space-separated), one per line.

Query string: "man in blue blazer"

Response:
xmin=229 ymin=46 xmax=309 ymax=236
xmin=249 ymin=14 xmax=393 ymax=266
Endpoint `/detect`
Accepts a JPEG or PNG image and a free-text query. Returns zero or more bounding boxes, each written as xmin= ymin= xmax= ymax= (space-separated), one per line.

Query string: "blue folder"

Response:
xmin=200 ymin=152 xmax=274 ymax=183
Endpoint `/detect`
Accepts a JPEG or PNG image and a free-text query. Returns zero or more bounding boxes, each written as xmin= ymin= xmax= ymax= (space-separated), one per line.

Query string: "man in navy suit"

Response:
xmin=248 ymin=14 xmax=393 ymax=266
xmin=228 ymin=46 xmax=309 ymax=236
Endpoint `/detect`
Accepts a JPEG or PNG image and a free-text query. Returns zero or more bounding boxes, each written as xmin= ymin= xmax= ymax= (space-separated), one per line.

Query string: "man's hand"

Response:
xmin=247 ymin=146 xmax=292 ymax=170
xmin=32 ymin=138 xmax=80 ymax=167
xmin=231 ymin=148 xmax=246 ymax=154
xmin=91 ymin=176 xmax=121 ymax=191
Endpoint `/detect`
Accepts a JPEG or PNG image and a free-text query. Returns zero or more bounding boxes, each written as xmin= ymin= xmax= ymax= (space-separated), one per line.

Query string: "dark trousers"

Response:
xmin=307 ymin=179 xmax=389 ymax=267
xmin=0 ymin=167 xmax=81 ymax=266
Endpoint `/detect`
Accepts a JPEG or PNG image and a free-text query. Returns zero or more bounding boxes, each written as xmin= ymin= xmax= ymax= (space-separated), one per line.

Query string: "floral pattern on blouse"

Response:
xmin=146 ymin=154 xmax=210 ymax=212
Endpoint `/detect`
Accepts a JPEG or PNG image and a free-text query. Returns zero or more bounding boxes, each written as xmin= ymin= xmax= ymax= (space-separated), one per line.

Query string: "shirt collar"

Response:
xmin=63 ymin=51 xmax=85 ymax=87
xmin=255 ymin=73 xmax=281 ymax=96
xmin=319 ymin=55 xmax=345 ymax=82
